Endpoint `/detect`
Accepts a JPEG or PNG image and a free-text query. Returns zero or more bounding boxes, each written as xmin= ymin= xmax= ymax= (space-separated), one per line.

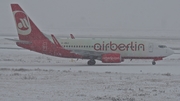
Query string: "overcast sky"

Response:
xmin=0 ymin=0 xmax=180 ymax=36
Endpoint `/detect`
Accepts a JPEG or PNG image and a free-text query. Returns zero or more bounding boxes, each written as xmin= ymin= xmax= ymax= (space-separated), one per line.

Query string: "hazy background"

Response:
xmin=0 ymin=0 xmax=180 ymax=37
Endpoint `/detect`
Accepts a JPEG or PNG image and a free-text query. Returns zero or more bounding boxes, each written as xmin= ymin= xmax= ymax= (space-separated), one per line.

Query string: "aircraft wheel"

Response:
xmin=87 ymin=60 xmax=96 ymax=65
xmin=152 ymin=61 xmax=156 ymax=65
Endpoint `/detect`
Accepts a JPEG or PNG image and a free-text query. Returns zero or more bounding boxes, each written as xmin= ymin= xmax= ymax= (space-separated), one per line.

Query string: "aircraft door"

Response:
xmin=149 ymin=43 xmax=153 ymax=52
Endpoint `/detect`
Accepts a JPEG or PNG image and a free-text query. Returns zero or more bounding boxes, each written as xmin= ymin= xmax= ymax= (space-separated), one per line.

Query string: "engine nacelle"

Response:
xmin=101 ymin=53 xmax=121 ymax=63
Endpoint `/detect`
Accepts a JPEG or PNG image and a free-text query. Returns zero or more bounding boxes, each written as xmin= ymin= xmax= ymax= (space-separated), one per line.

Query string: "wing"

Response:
xmin=70 ymin=49 xmax=105 ymax=57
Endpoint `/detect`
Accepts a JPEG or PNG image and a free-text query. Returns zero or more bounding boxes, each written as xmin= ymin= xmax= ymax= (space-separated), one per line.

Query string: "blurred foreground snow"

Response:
xmin=0 ymin=68 xmax=180 ymax=101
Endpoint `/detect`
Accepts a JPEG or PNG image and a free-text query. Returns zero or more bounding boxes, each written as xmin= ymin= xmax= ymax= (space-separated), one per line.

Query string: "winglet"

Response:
xmin=70 ymin=34 xmax=75 ymax=39
xmin=51 ymin=34 xmax=62 ymax=48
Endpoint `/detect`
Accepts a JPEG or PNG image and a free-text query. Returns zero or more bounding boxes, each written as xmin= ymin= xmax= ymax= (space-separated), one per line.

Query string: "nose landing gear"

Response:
xmin=152 ymin=61 xmax=156 ymax=65
xmin=152 ymin=57 xmax=163 ymax=65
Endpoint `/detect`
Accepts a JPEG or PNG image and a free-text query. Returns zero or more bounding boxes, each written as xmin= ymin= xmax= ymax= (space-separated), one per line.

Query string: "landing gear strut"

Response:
xmin=152 ymin=61 xmax=156 ymax=65
xmin=87 ymin=59 xmax=96 ymax=65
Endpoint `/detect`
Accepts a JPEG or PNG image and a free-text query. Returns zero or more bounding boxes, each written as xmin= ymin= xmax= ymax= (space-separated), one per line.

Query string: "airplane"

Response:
xmin=9 ymin=4 xmax=174 ymax=65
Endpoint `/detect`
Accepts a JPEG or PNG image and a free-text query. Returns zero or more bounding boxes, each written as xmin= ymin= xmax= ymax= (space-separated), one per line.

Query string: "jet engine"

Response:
xmin=101 ymin=53 xmax=121 ymax=63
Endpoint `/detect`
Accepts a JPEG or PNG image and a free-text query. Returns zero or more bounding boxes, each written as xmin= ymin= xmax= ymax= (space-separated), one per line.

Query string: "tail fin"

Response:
xmin=11 ymin=4 xmax=46 ymax=41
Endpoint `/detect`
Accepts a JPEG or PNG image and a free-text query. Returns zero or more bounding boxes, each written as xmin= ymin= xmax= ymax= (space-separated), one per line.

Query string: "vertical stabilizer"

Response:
xmin=11 ymin=4 xmax=46 ymax=41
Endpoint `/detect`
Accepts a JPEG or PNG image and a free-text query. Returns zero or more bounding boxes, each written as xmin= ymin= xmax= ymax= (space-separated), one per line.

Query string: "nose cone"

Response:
xmin=167 ymin=48 xmax=174 ymax=56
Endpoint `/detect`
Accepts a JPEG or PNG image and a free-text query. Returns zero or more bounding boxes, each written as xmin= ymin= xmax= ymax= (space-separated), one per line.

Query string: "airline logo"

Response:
xmin=94 ymin=41 xmax=145 ymax=51
xmin=13 ymin=11 xmax=31 ymax=35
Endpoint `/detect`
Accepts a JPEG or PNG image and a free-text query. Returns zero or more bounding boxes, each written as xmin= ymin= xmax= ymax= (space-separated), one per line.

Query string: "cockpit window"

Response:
xmin=158 ymin=45 xmax=167 ymax=48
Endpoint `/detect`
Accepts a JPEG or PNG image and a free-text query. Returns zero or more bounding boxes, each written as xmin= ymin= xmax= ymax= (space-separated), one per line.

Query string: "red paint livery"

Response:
xmin=12 ymin=4 xmax=82 ymax=59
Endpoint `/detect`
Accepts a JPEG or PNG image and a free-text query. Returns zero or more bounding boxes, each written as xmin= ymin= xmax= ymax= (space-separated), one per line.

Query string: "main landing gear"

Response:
xmin=87 ymin=59 xmax=96 ymax=65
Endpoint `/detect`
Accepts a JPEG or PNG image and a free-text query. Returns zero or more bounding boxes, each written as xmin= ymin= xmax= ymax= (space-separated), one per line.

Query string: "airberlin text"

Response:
xmin=94 ymin=41 xmax=145 ymax=51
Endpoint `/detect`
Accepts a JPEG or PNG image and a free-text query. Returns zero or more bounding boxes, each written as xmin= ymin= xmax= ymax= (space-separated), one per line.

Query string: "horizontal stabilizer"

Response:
xmin=0 ymin=47 xmax=23 ymax=50
xmin=5 ymin=38 xmax=32 ymax=44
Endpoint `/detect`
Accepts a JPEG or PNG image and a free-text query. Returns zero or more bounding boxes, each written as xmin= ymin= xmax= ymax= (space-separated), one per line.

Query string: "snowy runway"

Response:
xmin=0 ymin=68 xmax=180 ymax=101
xmin=1 ymin=48 xmax=180 ymax=74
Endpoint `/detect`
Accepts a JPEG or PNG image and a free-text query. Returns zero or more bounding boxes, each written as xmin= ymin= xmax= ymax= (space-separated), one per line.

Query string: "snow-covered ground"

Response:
xmin=0 ymin=36 xmax=180 ymax=101
xmin=1 ymin=68 xmax=180 ymax=101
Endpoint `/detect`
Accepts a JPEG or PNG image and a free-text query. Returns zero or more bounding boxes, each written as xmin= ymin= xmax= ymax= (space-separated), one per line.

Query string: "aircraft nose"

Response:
xmin=167 ymin=48 xmax=174 ymax=56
